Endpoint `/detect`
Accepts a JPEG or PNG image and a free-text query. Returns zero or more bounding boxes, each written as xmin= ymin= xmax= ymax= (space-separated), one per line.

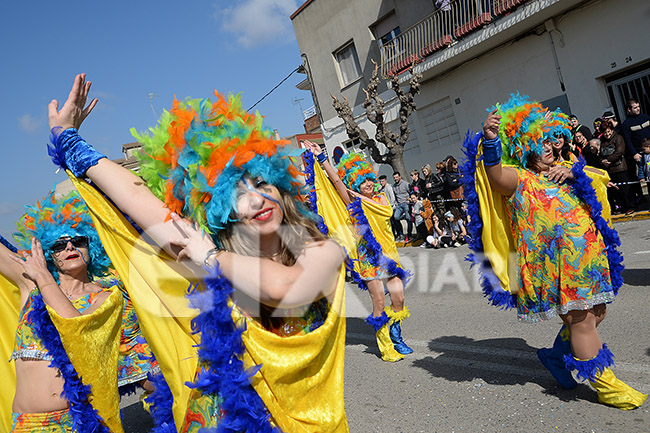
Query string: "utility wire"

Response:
xmin=247 ymin=66 xmax=301 ymax=112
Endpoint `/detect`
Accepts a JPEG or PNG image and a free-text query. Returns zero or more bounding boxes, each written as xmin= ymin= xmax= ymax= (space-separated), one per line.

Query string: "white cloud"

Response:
xmin=18 ymin=113 xmax=42 ymax=132
xmin=216 ymin=0 xmax=300 ymax=48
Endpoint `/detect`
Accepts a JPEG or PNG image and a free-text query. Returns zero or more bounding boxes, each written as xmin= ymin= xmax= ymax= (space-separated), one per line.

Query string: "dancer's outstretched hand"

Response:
xmin=483 ymin=109 xmax=501 ymax=140
xmin=48 ymin=73 xmax=98 ymax=131
xmin=303 ymin=140 xmax=322 ymax=156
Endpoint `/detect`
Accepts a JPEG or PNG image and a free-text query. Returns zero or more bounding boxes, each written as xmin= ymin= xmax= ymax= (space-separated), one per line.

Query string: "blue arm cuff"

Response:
xmin=482 ymin=135 xmax=502 ymax=166
xmin=48 ymin=128 xmax=106 ymax=177
xmin=316 ymin=152 xmax=327 ymax=164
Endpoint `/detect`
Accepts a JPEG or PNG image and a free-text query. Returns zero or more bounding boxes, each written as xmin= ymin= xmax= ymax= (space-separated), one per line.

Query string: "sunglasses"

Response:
xmin=50 ymin=236 xmax=89 ymax=254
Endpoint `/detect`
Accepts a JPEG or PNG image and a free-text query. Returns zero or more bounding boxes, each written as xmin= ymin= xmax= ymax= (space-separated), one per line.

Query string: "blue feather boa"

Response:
xmin=346 ymin=198 xmax=411 ymax=285
xmin=563 ymin=343 xmax=614 ymax=381
xmin=461 ymin=131 xmax=517 ymax=309
xmin=144 ymin=372 xmax=177 ymax=433
xmin=28 ymin=292 xmax=109 ymax=433
xmin=569 ymin=159 xmax=624 ymax=295
xmin=461 ymin=132 xmax=624 ymax=310
xmin=186 ymin=266 xmax=279 ymax=433
xmin=303 ymin=153 xmax=368 ymax=289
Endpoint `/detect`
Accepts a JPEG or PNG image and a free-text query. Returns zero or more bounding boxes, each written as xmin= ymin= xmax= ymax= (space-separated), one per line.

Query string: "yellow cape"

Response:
xmin=473 ymin=140 xmax=613 ymax=293
xmin=311 ymin=161 xmax=401 ymax=269
xmin=71 ymin=172 xmax=349 ymax=432
xmin=0 ymin=275 xmax=123 ymax=432
xmin=0 ymin=273 xmax=20 ymax=432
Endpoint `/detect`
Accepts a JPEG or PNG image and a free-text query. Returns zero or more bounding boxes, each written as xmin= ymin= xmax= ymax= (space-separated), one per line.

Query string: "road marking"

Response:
xmin=633 ymin=250 xmax=650 ymax=254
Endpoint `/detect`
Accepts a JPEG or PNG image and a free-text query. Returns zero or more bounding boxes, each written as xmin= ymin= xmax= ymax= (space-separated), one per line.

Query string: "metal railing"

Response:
xmin=379 ymin=0 xmax=528 ymax=78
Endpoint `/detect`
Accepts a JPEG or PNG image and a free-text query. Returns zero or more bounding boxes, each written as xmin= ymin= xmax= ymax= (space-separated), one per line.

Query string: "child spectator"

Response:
xmin=428 ymin=212 xmax=454 ymax=248
xmin=409 ymin=192 xmax=428 ymax=245
xmin=446 ymin=209 xmax=467 ymax=246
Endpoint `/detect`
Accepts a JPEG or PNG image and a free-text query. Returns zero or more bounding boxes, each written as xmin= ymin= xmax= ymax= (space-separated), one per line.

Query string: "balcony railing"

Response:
xmin=303 ymin=105 xmax=317 ymax=120
xmin=379 ymin=0 xmax=528 ymax=78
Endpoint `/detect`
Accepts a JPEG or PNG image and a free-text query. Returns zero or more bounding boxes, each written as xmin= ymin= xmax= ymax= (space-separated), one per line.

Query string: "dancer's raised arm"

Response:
xmin=481 ymin=109 xmax=518 ymax=197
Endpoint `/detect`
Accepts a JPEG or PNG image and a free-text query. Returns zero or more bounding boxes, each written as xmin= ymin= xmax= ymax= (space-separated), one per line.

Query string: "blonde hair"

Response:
xmin=422 ymin=164 xmax=432 ymax=176
xmin=216 ymin=190 xmax=328 ymax=266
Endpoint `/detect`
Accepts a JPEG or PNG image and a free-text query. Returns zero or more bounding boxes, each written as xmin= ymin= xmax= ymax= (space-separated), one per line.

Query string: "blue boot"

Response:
xmin=537 ymin=325 xmax=577 ymax=389
xmin=385 ymin=306 xmax=413 ymax=355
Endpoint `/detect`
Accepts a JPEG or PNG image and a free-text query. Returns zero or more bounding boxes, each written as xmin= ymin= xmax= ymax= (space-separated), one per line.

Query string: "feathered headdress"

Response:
xmin=13 ymin=190 xmax=111 ymax=281
xmin=490 ymin=93 xmax=571 ymax=167
xmin=133 ymin=92 xmax=307 ymax=234
xmin=336 ymin=152 xmax=377 ymax=193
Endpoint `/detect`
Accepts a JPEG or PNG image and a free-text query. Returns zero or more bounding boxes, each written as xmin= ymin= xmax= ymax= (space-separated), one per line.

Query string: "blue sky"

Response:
xmin=0 ymin=0 xmax=312 ymax=242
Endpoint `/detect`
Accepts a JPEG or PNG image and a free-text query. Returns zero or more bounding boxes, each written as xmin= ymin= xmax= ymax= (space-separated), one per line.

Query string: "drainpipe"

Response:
xmin=545 ymin=19 xmax=566 ymax=92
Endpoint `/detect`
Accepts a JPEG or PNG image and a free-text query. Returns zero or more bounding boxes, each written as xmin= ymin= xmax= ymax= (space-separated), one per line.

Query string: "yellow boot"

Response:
xmin=590 ymin=368 xmax=647 ymax=410
xmin=564 ymin=343 xmax=647 ymax=410
xmin=366 ymin=312 xmax=404 ymax=362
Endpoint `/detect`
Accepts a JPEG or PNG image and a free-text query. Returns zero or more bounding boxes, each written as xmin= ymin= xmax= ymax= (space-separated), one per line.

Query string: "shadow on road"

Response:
xmin=344 ymin=317 xmax=385 ymax=359
xmin=121 ymin=402 xmax=154 ymax=433
xmin=411 ymin=335 xmax=596 ymax=404
xmin=621 ymin=268 xmax=650 ymax=286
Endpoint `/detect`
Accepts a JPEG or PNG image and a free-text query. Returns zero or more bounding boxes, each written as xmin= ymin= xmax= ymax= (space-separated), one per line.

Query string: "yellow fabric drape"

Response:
xmin=70 ymin=174 xmax=199 ymax=430
xmin=48 ymin=288 xmax=124 ymax=433
xmin=233 ymin=266 xmax=348 ymax=432
xmin=473 ymin=141 xmax=614 ymax=293
xmin=72 ymin=172 xmax=349 ymax=432
xmin=311 ymin=162 xmax=401 ymax=268
xmin=0 ymin=273 xmax=20 ymax=433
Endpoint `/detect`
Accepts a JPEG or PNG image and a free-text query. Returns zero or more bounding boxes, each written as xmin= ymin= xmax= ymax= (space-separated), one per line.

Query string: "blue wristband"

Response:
xmin=47 ymin=128 xmax=106 ymax=176
xmin=482 ymin=135 xmax=502 ymax=166
xmin=316 ymin=152 xmax=327 ymax=164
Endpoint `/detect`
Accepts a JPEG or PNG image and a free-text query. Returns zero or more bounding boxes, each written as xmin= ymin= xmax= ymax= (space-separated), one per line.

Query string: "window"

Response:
xmin=372 ymin=12 xmax=403 ymax=64
xmin=334 ymin=42 xmax=362 ymax=87
xmin=342 ymin=137 xmax=362 ymax=150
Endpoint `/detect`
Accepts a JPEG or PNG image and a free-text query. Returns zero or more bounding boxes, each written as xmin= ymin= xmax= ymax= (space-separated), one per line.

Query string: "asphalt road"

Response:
xmin=120 ymin=218 xmax=650 ymax=432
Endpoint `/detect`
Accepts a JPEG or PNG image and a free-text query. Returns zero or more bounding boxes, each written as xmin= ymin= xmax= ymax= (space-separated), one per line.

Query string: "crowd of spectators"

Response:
xmin=564 ymin=99 xmax=650 ymax=215
xmin=380 ymin=155 xmax=470 ymax=248
xmin=377 ymin=97 xmax=649 ymax=249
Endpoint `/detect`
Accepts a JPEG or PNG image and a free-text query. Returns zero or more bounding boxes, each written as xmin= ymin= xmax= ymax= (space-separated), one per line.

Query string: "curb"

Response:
xmin=611 ymin=210 xmax=650 ymax=223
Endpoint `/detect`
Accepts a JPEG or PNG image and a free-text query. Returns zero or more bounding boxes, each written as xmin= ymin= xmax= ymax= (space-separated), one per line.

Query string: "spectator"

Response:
xmin=600 ymin=120 xmax=633 ymax=214
xmin=593 ymin=118 xmax=603 ymax=139
xmin=409 ymin=192 xmax=428 ymax=246
xmin=574 ymin=130 xmax=588 ymax=155
xmin=422 ymin=163 xmax=446 ymax=214
xmin=392 ymin=171 xmax=413 ymax=241
xmin=409 ymin=169 xmax=427 ymax=196
xmin=427 ymin=213 xmax=453 ymax=249
xmin=602 ymin=111 xmax=622 ymax=135
xmin=641 ymin=138 xmax=650 ymax=183
xmin=583 ymin=138 xmax=605 ymax=169
xmin=443 ymin=156 xmax=464 ymax=209
xmin=568 ymin=114 xmax=593 ymax=145
xmin=445 ymin=209 xmax=467 ymax=246
xmin=621 ymin=99 xmax=650 ymax=203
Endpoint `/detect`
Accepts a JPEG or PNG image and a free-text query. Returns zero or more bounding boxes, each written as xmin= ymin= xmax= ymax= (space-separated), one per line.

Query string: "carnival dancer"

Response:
xmin=304 ymin=141 xmax=412 ymax=362
xmin=47 ymin=73 xmax=349 ymax=432
xmin=0 ymin=190 xmax=124 ymax=433
xmin=462 ymin=93 xmax=646 ymax=410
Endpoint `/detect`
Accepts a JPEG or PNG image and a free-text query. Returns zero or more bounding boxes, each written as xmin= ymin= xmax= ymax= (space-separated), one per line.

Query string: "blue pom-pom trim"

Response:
xmin=460 ymin=131 xmax=517 ymax=309
xmin=569 ymin=159 xmax=624 ymax=295
xmin=563 ymin=343 xmax=614 ymax=382
xmin=186 ymin=265 xmax=279 ymax=433
xmin=365 ymin=311 xmax=390 ymax=332
xmin=48 ymin=127 xmax=68 ymax=170
xmin=144 ymin=372 xmax=176 ymax=433
xmin=29 ymin=292 xmax=109 ymax=433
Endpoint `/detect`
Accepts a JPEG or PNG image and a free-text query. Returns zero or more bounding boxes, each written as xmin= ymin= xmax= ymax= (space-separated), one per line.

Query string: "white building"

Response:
xmin=291 ymin=0 xmax=650 ymax=174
